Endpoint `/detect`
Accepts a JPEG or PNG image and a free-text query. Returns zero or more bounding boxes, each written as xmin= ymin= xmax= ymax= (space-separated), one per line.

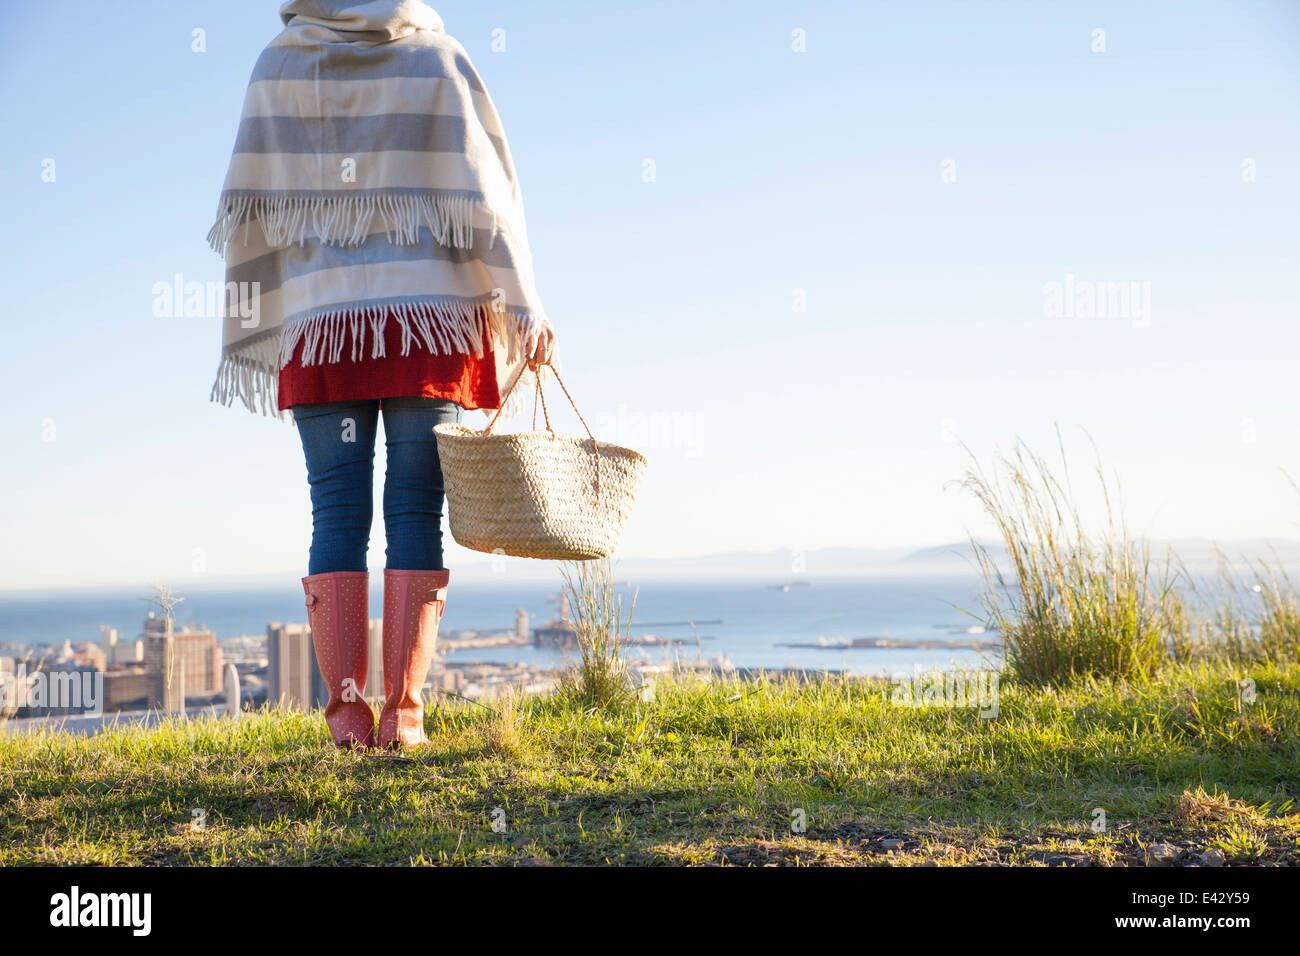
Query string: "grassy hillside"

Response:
xmin=2 ymin=663 xmax=1297 ymax=866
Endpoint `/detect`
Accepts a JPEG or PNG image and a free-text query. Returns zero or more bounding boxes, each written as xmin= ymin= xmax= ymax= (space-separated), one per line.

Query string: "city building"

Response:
xmin=104 ymin=667 xmax=153 ymax=711
xmin=101 ymin=625 xmax=144 ymax=666
xmin=65 ymin=641 xmax=106 ymax=672
xmin=365 ymin=619 xmax=385 ymax=701
xmin=268 ymin=617 xmax=441 ymax=711
xmin=143 ymin=614 xmax=223 ymax=709
xmin=266 ymin=621 xmax=326 ymax=710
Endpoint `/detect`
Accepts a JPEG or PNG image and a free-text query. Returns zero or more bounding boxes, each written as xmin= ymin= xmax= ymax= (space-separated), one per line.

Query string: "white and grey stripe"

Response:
xmin=206 ymin=0 xmax=546 ymax=420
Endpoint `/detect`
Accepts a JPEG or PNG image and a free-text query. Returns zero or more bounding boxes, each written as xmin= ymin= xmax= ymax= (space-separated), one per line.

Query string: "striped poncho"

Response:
xmin=206 ymin=0 xmax=550 ymax=420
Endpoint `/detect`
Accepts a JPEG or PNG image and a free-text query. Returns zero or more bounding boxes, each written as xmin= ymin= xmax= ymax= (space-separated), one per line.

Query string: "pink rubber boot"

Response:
xmin=302 ymin=571 xmax=376 ymax=750
xmin=377 ymin=569 xmax=449 ymax=749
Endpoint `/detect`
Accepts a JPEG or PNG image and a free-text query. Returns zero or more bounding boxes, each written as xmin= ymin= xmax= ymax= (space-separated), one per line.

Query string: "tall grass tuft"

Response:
xmin=556 ymin=558 xmax=636 ymax=710
xmin=1253 ymin=562 xmax=1300 ymax=662
xmin=481 ymin=684 xmax=522 ymax=757
xmin=1175 ymin=554 xmax=1300 ymax=665
xmin=963 ymin=435 xmax=1178 ymax=686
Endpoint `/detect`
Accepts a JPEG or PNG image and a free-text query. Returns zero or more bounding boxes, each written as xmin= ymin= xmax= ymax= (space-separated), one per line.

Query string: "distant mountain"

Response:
xmin=18 ymin=539 xmax=1296 ymax=596
xmin=901 ymin=538 xmax=1300 ymax=572
xmin=441 ymin=537 xmax=1300 ymax=581
xmin=1145 ymin=538 xmax=1300 ymax=569
xmin=448 ymin=545 xmax=919 ymax=581
xmin=902 ymin=540 xmax=1005 ymax=567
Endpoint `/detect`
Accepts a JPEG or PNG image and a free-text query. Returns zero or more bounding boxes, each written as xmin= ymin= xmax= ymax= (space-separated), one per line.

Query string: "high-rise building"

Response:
xmin=266 ymin=622 xmax=327 ymax=710
xmin=365 ymin=619 xmax=384 ymax=701
xmin=268 ymin=618 xmax=434 ymax=712
xmin=142 ymin=614 xmax=223 ymax=709
xmin=101 ymin=625 xmax=143 ymax=666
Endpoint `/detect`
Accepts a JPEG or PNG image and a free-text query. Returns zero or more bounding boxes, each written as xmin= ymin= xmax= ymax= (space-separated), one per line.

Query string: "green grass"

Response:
xmin=964 ymin=437 xmax=1178 ymax=686
xmin=555 ymin=558 xmax=636 ymax=710
xmin=2 ymin=662 xmax=1297 ymax=866
xmin=963 ymin=436 xmax=1300 ymax=685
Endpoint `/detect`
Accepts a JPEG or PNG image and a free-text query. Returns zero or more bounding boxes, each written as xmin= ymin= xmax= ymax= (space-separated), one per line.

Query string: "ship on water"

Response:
xmin=532 ymin=592 xmax=578 ymax=648
xmin=530 ymin=591 xmax=723 ymax=651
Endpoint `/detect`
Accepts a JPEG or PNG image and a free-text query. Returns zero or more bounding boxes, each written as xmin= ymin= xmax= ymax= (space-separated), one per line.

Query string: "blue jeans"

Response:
xmin=293 ymin=398 xmax=463 ymax=574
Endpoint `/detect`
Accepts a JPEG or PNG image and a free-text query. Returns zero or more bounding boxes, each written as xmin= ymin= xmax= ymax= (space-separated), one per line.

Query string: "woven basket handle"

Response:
xmin=483 ymin=361 xmax=598 ymax=450
xmin=482 ymin=360 xmax=603 ymax=496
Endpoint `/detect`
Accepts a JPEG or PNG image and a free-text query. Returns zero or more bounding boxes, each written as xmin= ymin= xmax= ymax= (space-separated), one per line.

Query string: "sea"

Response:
xmin=0 ymin=573 xmax=999 ymax=675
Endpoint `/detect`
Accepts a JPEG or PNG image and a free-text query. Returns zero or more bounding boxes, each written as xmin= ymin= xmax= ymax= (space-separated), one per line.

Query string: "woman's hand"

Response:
xmin=527 ymin=319 xmax=556 ymax=369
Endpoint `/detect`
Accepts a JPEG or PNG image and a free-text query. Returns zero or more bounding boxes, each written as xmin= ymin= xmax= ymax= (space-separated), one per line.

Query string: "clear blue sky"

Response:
xmin=1 ymin=0 xmax=1298 ymax=590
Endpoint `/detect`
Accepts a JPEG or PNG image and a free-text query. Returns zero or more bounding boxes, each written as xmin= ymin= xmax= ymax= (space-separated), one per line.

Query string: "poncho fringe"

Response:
xmin=205 ymin=189 xmax=503 ymax=258
xmin=208 ymin=296 xmax=541 ymax=423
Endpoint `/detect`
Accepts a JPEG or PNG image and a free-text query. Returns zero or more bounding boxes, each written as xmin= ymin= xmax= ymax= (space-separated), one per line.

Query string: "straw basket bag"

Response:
xmin=433 ymin=364 xmax=647 ymax=560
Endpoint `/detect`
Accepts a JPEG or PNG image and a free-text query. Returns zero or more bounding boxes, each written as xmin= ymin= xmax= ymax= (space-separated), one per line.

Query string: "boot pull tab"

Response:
xmin=426 ymin=587 xmax=448 ymax=603
xmin=305 ymin=593 xmax=318 ymax=607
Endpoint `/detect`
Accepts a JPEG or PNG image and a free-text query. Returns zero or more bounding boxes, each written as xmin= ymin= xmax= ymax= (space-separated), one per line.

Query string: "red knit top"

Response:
xmin=277 ymin=308 xmax=500 ymax=411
